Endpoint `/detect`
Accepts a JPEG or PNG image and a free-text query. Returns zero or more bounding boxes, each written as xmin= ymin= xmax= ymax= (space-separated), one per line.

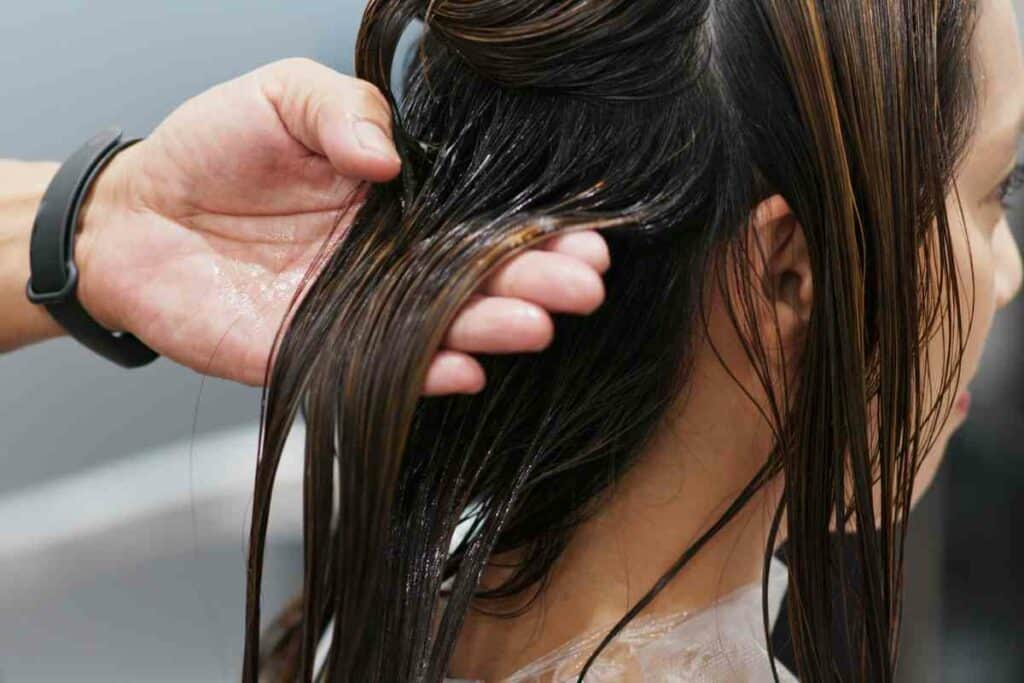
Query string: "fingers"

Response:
xmin=258 ymin=58 xmax=401 ymax=182
xmin=538 ymin=229 xmax=611 ymax=274
xmin=423 ymin=350 xmax=486 ymax=396
xmin=438 ymin=230 xmax=609 ymax=353
xmin=482 ymin=249 xmax=606 ymax=314
xmin=425 ymin=297 xmax=552 ymax=396
xmin=425 ymin=229 xmax=610 ymax=395
xmin=442 ymin=295 xmax=553 ymax=352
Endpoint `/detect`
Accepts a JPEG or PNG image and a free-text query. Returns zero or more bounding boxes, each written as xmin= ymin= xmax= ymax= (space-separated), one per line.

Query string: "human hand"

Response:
xmin=73 ymin=58 xmax=609 ymax=392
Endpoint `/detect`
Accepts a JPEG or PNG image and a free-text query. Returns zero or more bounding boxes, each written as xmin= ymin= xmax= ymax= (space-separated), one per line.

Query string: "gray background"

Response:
xmin=0 ymin=2 xmax=364 ymax=681
xmin=0 ymin=1 xmax=360 ymax=495
xmin=1 ymin=2 xmax=1022 ymax=682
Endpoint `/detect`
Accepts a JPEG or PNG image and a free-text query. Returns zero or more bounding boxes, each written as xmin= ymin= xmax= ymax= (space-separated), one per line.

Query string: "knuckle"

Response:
xmin=258 ymin=57 xmax=317 ymax=99
xmin=273 ymin=56 xmax=319 ymax=73
xmin=262 ymin=57 xmax=328 ymax=91
xmin=352 ymin=81 xmax=392 ymax=120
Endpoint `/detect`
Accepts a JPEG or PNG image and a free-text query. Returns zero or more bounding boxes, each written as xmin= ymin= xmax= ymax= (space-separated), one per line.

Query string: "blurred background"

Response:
xmin=0 ymin=2 xmax=1021 ymax=681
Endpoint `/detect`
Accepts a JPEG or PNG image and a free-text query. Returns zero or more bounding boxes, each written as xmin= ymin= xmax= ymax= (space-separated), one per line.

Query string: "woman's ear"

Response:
xmin=751 ymin=194 xmax=813 ymax=347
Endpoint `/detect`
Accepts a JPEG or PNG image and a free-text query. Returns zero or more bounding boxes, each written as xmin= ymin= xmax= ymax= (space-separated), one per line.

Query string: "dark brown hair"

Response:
xmin=244 ymin=0 xmax=980 ymax=680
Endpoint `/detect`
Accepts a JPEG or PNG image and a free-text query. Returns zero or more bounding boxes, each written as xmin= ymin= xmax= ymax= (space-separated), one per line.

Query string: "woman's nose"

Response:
xmin=993 ymin=219 xmax=1023 ymax=310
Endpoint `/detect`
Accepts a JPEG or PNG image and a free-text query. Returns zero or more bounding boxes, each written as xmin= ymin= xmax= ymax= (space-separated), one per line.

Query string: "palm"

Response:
xmin=81 ymin=77 xmax=359 ymax=385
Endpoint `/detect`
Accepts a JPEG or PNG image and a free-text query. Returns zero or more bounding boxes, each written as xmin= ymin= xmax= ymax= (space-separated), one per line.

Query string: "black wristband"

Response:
xmin=25 ymin=128 xmax=159 ymax=368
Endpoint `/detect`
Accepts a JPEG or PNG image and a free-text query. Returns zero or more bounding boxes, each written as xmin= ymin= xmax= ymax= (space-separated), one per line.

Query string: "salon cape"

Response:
xmin=313 ymin=556 xmax=797 ymax=681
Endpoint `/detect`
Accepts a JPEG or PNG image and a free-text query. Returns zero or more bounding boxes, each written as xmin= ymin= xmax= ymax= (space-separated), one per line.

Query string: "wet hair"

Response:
xmin=244 ymin=0 xmax=980 ymax=681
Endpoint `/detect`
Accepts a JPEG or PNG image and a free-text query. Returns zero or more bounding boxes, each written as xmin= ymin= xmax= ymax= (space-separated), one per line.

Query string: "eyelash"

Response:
xmin=996 ymin=162 xmax=1024 ymax=209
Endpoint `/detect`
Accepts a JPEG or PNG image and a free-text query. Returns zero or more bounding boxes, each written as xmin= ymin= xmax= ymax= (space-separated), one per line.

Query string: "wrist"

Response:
xmin=74 ymin=140 xmax=142 ymax=333
xmin=20 ymin=131 xmax=159 ymax=368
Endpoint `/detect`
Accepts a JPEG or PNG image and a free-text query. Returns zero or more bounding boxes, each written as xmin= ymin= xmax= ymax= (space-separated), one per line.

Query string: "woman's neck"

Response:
xmin=447 ymin=399 xmax=784 ymax=681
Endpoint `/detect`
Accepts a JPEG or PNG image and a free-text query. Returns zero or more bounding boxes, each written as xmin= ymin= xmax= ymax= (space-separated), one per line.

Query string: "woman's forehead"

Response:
xmin=974 ymin=0 xmax=1024 ymax=136
xmin=971 ymin=0 xmax=1024 ymax=160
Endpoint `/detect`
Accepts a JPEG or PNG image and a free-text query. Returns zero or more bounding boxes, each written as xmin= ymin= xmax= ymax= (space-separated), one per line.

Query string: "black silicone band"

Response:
xmin=26 ymin=128 xmax=159 ymax=368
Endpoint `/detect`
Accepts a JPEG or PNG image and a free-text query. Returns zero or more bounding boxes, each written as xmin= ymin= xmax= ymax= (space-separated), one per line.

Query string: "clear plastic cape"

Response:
xmin=313 ymin=559 xmax=795 ymax=682
xmin=444 ymin=556 xmax=796 ymax=682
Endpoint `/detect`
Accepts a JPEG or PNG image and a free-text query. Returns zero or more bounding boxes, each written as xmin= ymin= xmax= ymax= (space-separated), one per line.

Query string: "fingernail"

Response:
xmin=352 ymin=118 xmax=399 ymax=162
xmin=514 ymin=303 xmax=546 ymax=322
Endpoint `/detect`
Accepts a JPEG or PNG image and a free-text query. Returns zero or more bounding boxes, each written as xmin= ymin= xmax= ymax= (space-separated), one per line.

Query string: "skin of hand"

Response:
xmin=63 ymin=58 xmax=610 ymax=393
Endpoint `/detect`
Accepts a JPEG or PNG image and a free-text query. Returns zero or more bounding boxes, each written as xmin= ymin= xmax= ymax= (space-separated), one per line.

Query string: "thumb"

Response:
xmin=258 ymin=57 xmax=402 ymax=182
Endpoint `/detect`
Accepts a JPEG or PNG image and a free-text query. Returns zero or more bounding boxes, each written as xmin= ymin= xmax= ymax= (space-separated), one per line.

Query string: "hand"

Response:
xmin=74 ymin=58 xmax=610 ymax=393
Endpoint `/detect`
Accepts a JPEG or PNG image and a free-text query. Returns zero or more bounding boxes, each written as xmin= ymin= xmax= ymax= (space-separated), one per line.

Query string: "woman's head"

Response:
xmin=244 ymin=1 xmax=1015 ymax=681
xmin=694 ymin=0 xmax=1024 ymax=529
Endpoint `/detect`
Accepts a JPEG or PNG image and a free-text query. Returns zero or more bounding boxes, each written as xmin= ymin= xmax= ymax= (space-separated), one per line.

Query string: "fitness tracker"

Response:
xmin=25 ymin=127 xmax=159 ymax=368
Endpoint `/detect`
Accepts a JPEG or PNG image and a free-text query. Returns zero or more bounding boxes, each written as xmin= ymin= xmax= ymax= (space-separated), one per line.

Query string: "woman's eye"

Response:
xmin=996 ymin=162 xmax=1024 ymax=209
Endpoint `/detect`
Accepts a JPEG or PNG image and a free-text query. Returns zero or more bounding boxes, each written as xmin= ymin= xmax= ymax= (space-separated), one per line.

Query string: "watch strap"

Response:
xmin=26 ymin=128 xmax=159 ymax=368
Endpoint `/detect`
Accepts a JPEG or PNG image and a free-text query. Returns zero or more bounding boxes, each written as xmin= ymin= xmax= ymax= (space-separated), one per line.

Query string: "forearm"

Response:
xmin=0 ymin=160 xmax=64 ymax=351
